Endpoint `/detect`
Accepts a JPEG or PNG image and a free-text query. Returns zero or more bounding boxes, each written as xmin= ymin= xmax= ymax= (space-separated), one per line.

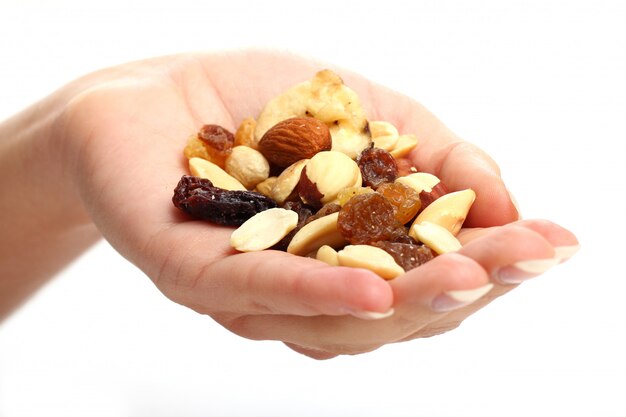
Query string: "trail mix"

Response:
xmin=172 ymin=70 xmax=475 ymax=280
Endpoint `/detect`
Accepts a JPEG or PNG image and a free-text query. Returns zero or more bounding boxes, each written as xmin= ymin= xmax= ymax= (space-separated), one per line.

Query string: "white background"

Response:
xmin=1 ymin=0 xmax=625 ymax=416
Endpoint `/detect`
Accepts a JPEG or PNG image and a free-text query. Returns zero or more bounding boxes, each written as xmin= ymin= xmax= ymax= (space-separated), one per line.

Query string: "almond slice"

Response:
xmin=412 ymin=189 xmax=476 ymax=236
xmin=390 ymin=134 xmax=419 ymax=158
xmin=287 ymin=212 xmax=346 ymax=256
xmin=337 ymin=245 xmax=405 ymax=280
xmin=230 ymin=208 xmax=299 ymax=252
xmin=189 ymin=157 xmax=246 ymax=191
xmin=410 ymin=221 xmax=462 ymax=254
xmin=316 ymin=245 xmax=340 ymax=266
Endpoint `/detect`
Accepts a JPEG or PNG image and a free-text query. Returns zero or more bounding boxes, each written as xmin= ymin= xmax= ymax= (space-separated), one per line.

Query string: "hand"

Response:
xmin=53 ymin=50 xmax=578 ymax=359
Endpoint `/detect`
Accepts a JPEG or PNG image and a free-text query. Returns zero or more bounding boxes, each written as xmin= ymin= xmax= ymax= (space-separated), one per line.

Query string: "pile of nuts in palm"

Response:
xmin=172 ymin=70 xmax=475 ymax=280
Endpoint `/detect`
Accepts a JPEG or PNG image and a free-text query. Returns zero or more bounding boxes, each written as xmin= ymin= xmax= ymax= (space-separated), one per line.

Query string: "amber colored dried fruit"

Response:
xmin=337 ymin=193 xmax=401 ymax=245
xmin=336 ymin=186 xmax=375 ymax=206
xmin=372 ymin=241 xmax=435 ymax=271
xmin=195 ymin=124 xmax=235 ymax=167
xmin=172 ymin=175 xmax=277 ymax=226
xmin=377 ymin=182 xmax=422 ymax=224
xmin=356 ymin=146 xmax=398 ymax=189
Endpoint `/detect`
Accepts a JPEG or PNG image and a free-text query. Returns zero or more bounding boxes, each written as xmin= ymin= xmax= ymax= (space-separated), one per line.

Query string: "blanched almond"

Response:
xmin=316 ymin=245 xmax=340 ymax=266
xmin=287 ymin=212 xmax=346 ymax=256
xmin=337 ymin=245 xmax=405 ymax=280
xmin=410 ymin=221 xmax=462 ymax=254
xmin=230 ymin=208 xmax=298 ymax=252
xmin=412 ymin=189 xmax=476 ymax=236
xmin=390 ymin=134 xmax=419 ymax=158
xmin=189 ymin=157 xmax=246 ymax=191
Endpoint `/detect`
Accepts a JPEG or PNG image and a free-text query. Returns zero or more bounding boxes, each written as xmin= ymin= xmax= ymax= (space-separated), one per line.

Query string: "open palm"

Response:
xmin=57 ymin=51 xmax=577 ymax=359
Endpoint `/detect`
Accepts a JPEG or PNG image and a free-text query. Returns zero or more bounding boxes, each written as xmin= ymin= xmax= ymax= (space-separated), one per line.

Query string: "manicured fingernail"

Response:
xmin=431 ymin=283 xmax=494 ymax=313
xmin=346 ymin=308 xmax=395 ymax=320
xmin=554 ymin=244 xmax=580 ymax=261
xmin=496 ymin=258 xmax=560 ymax=284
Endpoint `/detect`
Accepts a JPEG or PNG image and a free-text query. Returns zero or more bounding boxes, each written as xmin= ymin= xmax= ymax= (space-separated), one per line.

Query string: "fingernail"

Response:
xmin=346 ymin=308 xmax=395 ymax=320
xmin=496 ymin=258 xmax=560 ymax=284
xmin=431 ymin=283 xmax=494 ymax=313
xmin=554 ymin=244 xmax=580 ymax=261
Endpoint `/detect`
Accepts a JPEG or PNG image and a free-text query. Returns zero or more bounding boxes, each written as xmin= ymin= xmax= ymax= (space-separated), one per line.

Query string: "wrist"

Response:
xmin=0 ymin=96 xmax=100 ymax=320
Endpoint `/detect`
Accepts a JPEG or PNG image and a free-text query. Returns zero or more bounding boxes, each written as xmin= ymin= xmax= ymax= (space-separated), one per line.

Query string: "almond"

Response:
xmin=258 ymin=117 xmax=332 ymax=167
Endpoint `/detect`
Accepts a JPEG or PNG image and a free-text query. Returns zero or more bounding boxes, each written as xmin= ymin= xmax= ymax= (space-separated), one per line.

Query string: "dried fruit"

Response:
xmin=189 ymin=124 xmax=235 ymax=167
xmin=258 ymin=117 xmax=332 ymax=167
xmin=234 ymin=117 xmax=258 ymax=149
xmin=172 ymin=175 xmax=277 ymax=226
xmin=337 ymin=245 xmax=405 ymax=280
xmin=335 ymin=186 xmax=375 ymax=206
xmin=337 ymin=193 xmax=401 ymax=245
xmin=396 ymin=172 xmax=448 ymax=209
xmin=230 ymin=208 xmax=299 ymax=252
xmin=199 ymin=124 xmax=234 ymax=151
xmin=376 ymin=182 xmax=422 ymax=224
xmin=372 ymin=241 xmax=434 ymax=271
xmin=357 ymin=146 xmax=398 ymax=189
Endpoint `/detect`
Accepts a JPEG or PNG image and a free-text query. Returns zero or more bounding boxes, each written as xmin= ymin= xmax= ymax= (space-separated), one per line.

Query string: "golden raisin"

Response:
xmin=337 ymin=193 xmax=401 ymax=245
xmin=377 ymin=182 xmax=422 ymax=224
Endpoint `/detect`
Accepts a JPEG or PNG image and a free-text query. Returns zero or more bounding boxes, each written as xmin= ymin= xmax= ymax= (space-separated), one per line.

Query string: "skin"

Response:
xmin=0 ymin=50 xmax=578 ymax=359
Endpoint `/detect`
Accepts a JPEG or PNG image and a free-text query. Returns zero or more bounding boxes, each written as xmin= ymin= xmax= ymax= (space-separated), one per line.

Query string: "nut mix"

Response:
xmin=172 ymin=70 xmax=476 ymax=280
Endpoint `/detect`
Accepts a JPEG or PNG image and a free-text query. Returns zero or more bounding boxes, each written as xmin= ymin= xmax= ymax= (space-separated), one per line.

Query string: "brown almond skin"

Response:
xmin=258 ymin=117 xmax=332 ymax=167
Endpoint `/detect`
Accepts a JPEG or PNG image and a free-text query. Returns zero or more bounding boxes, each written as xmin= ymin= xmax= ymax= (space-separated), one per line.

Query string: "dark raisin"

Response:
xmin=172 ymin=175 xmax=277 ymax=226
xmin=372 ymin=241 xmax=435 ymax=271
xmin=357 ymin=146 xmax=398 ymax=189
xmin=337 ymin=193 xmax=401 ymax=245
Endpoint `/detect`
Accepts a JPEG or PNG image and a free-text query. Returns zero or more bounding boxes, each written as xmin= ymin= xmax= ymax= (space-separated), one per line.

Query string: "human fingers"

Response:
xmin=397 ymin=219 xmax=578 ymax=342
xmin=219 ymin=253 xmax=491 ymax=355
xmin=146 ymin=222 xmax=394 ymax=320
